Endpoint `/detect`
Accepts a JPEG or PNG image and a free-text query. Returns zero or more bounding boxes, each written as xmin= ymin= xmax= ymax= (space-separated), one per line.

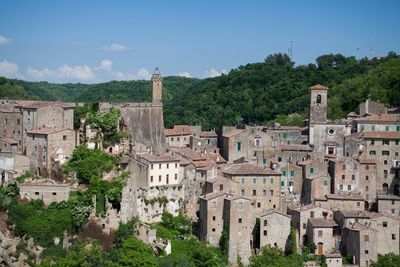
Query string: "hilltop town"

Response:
xmin=1 ymin=68 xmax=400 ymax=267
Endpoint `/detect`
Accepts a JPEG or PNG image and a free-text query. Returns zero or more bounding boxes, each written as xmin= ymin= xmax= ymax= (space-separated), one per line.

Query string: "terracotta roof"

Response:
xmin=297 ymin=159 xmax=314 ymax=166
xmin=164 ymin=125 xmax=193 ymax=136
xmin=357 ymin=114 xmax=400 ymax=122
xmin=222 ymin=128 xmax=246 ymax=138
xmin=201 ymin=153 xmax=227 ymax=164
xmin=326 ymin=193 xmax=364 ymax=201
xmin=360 ymin=131 xmax=400 ymax=139
xmin=358 ymin=158 xmax=377 ymax=164
xmin=170 ymin=147 xmax=203 ymax=161
xmin=192 ymin=160 xmax=217 ymax=170
xmin=336 ymin=210 xmax=378 ymax=219
xmin=200 ymin=192 xmax=230 ymax=201
xmin=16 ymin=101 xmax=75 ymax=109
xmin=225 ymin=194 xmax=251 ymax=202
xmin=0 ymin=137 xmax=18 ymax=144
xmin=222 ymin=163 xmax=281 ymax=176
xmin=0 ymin=108 xmax=15 ymax=113
xmin=280 ymin=144 xmax=312 ymax=152
xmin=260 ymin=209 xmax=291 ymax=218
xmin=27 ymin=128 xmax=73 ymax=135
xmin=199 ymin=131 xmax=217 ymax=138
xmin=377 ymin=194 xmax=400 ymax=200
xmin=140 ymin=153 xmax=180 ymax=163
xmin=310 ymin=84 xmax=328 ymax=90
xmin=345 ymin=222 xmax=377 ymax=232
xmin=293 ymin=204 xmax=319 ymax=212
xmin=308 ymin=218 xmax=338 ymax=228
xmin=21 ymin=179 xmax=70 ymax=187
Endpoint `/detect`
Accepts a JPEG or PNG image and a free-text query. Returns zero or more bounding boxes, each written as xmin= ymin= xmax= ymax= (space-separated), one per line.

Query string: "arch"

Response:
xmin=382 ymin=183 xmax=389 ymax=194
xmin=316 ymin=94 xmax=322 ymax=104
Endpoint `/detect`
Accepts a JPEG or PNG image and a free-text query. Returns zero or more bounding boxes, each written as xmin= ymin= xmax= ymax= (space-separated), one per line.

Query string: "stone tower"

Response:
xmin=309 ymin=84 xmax=328 ymax=124
xmin=151 ymin=67 xmax=162 ymax=103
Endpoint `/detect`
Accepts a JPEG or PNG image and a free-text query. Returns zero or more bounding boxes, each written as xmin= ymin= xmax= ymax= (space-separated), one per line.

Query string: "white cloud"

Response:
xmin=177 ymin=72 xmax=192 ymax=78
xmin=104 ymin=43 xmax=130 ymax=51
xmin=26 ymin=65 xmax=95 ymax=82
xmin=99 ymin=59 xmax=113 ymax=71
xmin=58 ymin=65 xmax=95 ymax=80
xmin=0 ymin=35 xmax=12 ymax=45
xmin=204 ymin=68 xmax=227 ymax=78
xmin=136 ymin=68 xmax=151 ymax=80
xmin=0 ymin=60 xmax=19 ymax=77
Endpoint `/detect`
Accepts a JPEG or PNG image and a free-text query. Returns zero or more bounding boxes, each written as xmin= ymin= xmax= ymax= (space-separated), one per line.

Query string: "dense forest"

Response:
xmin=1 ymin=52 xmax=400 ymax=129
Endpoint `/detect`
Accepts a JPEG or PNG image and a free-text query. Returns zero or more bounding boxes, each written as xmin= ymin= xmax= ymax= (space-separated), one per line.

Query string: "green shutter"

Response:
xmin=270 ymin=177 xmax=274 ymax=184
xmin=310 ymin=167 xmax=314 ymax=174
xmin=291 ymin=170 xmax=295 ymax=176
xmin=282 ymin=170 xmax=287 ymax=176
xmin=281 ymin=181 xmax=284 ymax=187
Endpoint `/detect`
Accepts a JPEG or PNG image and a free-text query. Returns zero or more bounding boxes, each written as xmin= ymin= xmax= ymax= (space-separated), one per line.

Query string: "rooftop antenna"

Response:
xmin=288 ymin=40 xmax=293 ymax=61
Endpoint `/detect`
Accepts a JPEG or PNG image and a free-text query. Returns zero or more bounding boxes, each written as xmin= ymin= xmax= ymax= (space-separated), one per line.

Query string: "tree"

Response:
xmin=290 ymin=227 xmax=297 ymax=255
xmin=249 ymin=245 xmax=303 ymax=267
xmin=371 ymin=253 xmax=400 ymax=267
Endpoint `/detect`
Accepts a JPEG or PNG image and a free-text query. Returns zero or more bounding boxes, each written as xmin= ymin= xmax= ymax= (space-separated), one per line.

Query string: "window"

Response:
xmin=371 ymin=139 xmax=375 ymax=145
xmin=212 ymin=228 xmax=216 ymax=232
xmin=282 ymin=170 xmax=287 ymax=176
xmin=328 ymin=128 xmax=335 ymax=135
xmin=310 ymin=167 xmax=314 ymax=174
xmin=357 ymin=202 xmax=360 ymax=207
xmin=281 ymin=181 xmax=284 ymax=187
xmin=278 ymin=157 xmax=282 ymax=162
xmin=263 ymin=230 xmax=267 ymax=236
xmin=339 ymin=185 xmax=343 ymax=190
xmin=159 ymin=175 xmax=162 ymax=182
xmin=255 ymin=138 xmax=261 ymax=147
xmin=253 ymin=190 xmax=257 ymax=196
xmin=291 ymin=170 xmax=295 ymax=176
xmin=386 ymin=125 xmax=390 ymax=131
xmin=397 ymin=126 xmax=400 ymax=132
xmin=382 ymin=150 xmax=390 ymax=156
xmin=175 ymin=173 xmax=178 ymax=180
xmin=263 ymin=178 xmax=266 ymax=184
xmin=241 ymin=178 xmax=245 ymax=184
xmin=372 ymin=125 xmax=376 ymax=131
xmin=270 ymin=177 xmax=274 ymax=184
xmin=166 ymin=174 xmax=169 ymax=184
xmin=63 ymin=135 xmax=67 ymax=140
xmin=384 ymin=170 xmax=388 ymax=178
xmin=310 ymin=211 xmax=314 ymax=218
xmin=303 ymin=223 xmax=306 ymax=229
xmin=318 ymin=230 xmax=323 ymax=237
xmin=17 ymin=119 xmax=20 ymax=125
xmin=236 ymin=142 xmax=242 ymax=151
xmin=151 ymin=164 xmax=154 ymax=170
xmin=171 ymin=137 xmax=174 ymax=141
xmin=316 ymin=94 xmax=322 ymax=104
xmin=262 ymin=190 xmax=266 ymax=196
xmin=383 ymin=221 xmax=388 ymax=227
xmin=177 ymin=137 xmax=180 ymax=141
xmin=342 ymin=164 xmax=346 ymax=170
xmin=212 ymin=216 xmax=216 ymax=221
xmin=35 ymin=192 xmax=39 ymax=195
xmin=384 ymin=160 xmax=388 ymax=165
xmin=396 ymin=140 xmax=400 ymax=145
xmin=365 ymin=250 xmax=369 ymax=255
xmin=370 ymin=151 xmax=376 ymax=156
xmin=150 ymin=176 xmax=153 ymax=182
xmin=383 ymin=140 xmax=389 ymax=145
xmin=52 ymin=192 xmax=56 ymax=196
xmin=257 ymin=202 xmax=261 ymax=208
xmin=263 ymin=158 xmax=267 ymax=164
xmin=348 ymin=185 xmax=352 ymax=190
xmin=175 ymin=163 xmax=178 ymax=168
xmin=270 ymin=190 xmax=274 ymax=196
xmin=365 ymin=186 xmax=369 ymax=191
xmin=392 ymin=200 xmax=395 ymax=205
xmin=241 ymin=190 xmax=245 ymax=196
xmin=253 ymin=178 xmax=257 ymax=184
xmin=166 ymin=163 xmax=169 ymax=169
xmin=219 ymin=184 xmax=223 ymax=191
xmin=159 ymin=164 xmax=162 ymax=169
xmin=342 ymin=175 xmax=345 ymax=180
xmin=239 ymin=202 xmax=243 ymax=209
xmin=352 ymin=175 xmax=355 ymax=180
xmin=392 ymin=234 xmax=396 ymax=240
xmin=264 ymin=220 xmax=268 ymax=226
xmin=238 ymin=218 xmax=242 ymax=223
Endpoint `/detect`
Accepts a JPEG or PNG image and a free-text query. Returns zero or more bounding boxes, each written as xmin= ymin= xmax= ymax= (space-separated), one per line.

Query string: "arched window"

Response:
xmin=316 ymin=94 xmax=322 ymax=104
xmin=383 ymin=183 xmax=389 ymax=194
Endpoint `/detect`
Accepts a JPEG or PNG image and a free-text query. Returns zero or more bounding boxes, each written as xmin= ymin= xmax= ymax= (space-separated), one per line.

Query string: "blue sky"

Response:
xmin=0 ymin=0 xmax=399 ymax=83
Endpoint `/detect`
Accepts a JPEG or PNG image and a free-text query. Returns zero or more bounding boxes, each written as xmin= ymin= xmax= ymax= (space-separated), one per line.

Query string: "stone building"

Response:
xmin=324 ymin=254 xmax=343 ymax=267
xmin=302 ymin=175 xmax=331 ymax=204
xmin=152 ymin=67 xmax=162 ymax=103
xmin=222 ymin=163 xmax=282 ymax=216
xmin=291 ymin=204 xmax=333 ymax=251
xmin=359 ymin=99 xmax=387 ymax=117
xmin=314 ymin=193 xmax=365 ymax=211
xmin=260 ymin=210 xmax=291 ymax=252
xmin=25 ymin=128 xmax=77 ymax=177
xmin=0 ymin=108 xmax=23 ymax=151
xmin=164 ymin=125 xmax=201 ymax=147
xmin=0 ymin=152 xmax=29 ymax=183
xmin=306 ymin=218 xmax=339 ymax=255
xmin=352 ymin=113 xmax=400 ymax=133
xmin=204 ymin=176 xmax=238 ymax=195
xmin=377 ymin=194 xmax=400 ymax=216
xmin=344 ymin=131 xmax=400 ymax=195
xmin=308 ymin=84 xmax=351 ymax=158
xmin=0 ymin=137 xmax=19 ymax=153
xmin=19 ymin=179 xmax=70 ymax=205
xmin=133 ymin=154 xmax=181 ymax=187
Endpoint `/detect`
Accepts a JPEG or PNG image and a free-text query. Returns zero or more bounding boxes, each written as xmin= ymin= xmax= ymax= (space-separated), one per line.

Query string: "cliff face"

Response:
xmin=100 ymin=102 xmax=167 ymax=154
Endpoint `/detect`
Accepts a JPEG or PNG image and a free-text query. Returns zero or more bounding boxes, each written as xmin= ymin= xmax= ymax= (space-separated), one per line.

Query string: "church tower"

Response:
xmin=309 ymin=84 xmax=328 ymax=124
xmin=152 ymin=67 xmax=162 ymax=103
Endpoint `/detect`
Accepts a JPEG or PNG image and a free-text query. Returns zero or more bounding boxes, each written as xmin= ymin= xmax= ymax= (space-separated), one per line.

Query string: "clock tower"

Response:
xmin=152 ymin=67 xmax=162 ymax=103
xmin=309 ymin=84 xmax=328 ymax=124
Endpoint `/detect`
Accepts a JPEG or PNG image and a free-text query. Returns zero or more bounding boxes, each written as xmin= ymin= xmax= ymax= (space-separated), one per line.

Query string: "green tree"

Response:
xmin=371 ymin=253 xmax=400 ymax=267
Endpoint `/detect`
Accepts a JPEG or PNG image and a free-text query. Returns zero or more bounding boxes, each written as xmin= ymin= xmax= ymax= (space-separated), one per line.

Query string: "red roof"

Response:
xmin=199 ymin=131 xmax=217 ymax=138
xmin=16 ymin=101 xmax=75 ymax=109
xmin=357 ymin=114 xmax=400 ymax=122
xmin=0 ymin=137 xmax=18 ymax=144
xmin=140 ymin=153 xmax=180 ymax=163
xmin=222 ymin=163 xmax=280 ymax=176
xmin=27 ymin=128 xmax=73 ymax=135
xmin=164 ymin=125 xmax=193 ymax=136
xmin=360 ymin=131 xmax=400 ymax=139
xmin=310 ymin=84 xmax=328 ymax=90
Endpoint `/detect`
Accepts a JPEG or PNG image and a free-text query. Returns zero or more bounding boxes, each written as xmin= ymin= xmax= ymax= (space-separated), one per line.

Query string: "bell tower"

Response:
xmin=309 ymin=84 xmax=328 ymax=124
xmin=152 ymin=67 xmax=162 ymax=103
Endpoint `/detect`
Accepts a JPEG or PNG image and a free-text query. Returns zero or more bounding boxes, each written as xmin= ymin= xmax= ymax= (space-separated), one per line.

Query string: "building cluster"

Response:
xmin=2 ymin=71 xmax=400 ymax=267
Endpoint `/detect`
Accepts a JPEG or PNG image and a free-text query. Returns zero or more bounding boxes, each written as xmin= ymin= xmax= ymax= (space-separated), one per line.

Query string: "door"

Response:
xmin=317 ymin=243 xmax=323 ymax=255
